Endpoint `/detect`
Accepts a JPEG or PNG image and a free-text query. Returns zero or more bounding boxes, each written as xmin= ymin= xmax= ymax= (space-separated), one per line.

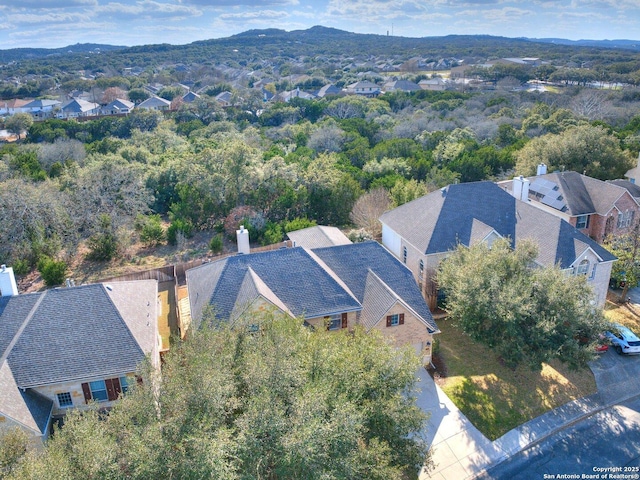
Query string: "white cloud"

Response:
xmin=0 ymin=0 xmax=96 ymax=7
xmin=219 ymin=9 xmax=290 ymax=20
xmin=95 ymin=1 xmax=202 ymax=19
xmin=9 ymin=11 xmax=92 ymax=24
xmin=181 ymin=0 xmax=297 ymax=5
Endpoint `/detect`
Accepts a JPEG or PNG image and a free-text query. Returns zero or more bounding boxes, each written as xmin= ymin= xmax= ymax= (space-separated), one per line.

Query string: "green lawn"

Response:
xmin=433 ymin=318 xmax=597 ymax=440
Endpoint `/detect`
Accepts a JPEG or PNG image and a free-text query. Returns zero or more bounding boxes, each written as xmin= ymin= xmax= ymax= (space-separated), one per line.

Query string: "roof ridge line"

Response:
xmin=0 ymin=291 xmax=47 ymax=366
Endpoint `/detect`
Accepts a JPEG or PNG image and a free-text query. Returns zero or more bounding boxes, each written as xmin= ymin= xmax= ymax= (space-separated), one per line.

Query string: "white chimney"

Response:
xmin=536 ymin=163 xmax=547 ymax=176
xmin=236 ymin=225 xmax=250 ymax=255
xmin=512 ymin=176 xmax=530 ymax=202
xmin=0 ymin=265 xmax=19 ymax=296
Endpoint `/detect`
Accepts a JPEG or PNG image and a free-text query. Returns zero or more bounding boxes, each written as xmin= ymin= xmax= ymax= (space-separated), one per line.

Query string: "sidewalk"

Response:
xmin=420 ymin=349 xmax=640 ymax=479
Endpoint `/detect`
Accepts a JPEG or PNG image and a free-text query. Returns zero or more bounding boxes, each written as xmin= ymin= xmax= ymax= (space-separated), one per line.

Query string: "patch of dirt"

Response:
xmin=427 ymin=352 xmax=448 ymax=387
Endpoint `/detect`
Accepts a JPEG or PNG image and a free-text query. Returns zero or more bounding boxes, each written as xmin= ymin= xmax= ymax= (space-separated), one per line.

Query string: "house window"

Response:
xmin=327 ymin=313 xmax=348 ymax=331
xmin=418 ymin=259 xmax=424 ymax=289
xmin=576 ymin=259 xmax=589 ymax=276
xmin=403 ymin=246 xmax=407 ymax=264
xmin=56 ymin=392 xmax=73 ymax=408
xmin=120 ymin=377 xmax=130 ymax=394
xmin=386 ymin=313 xmax=405 ymax=327
xmin=617 ymin=210 xmax=635 ymax=229
xmin=576 ymin=215 xmax=590 ymax=229
xmin=590 ymin=264 xmax=597 ymax=280
xmin=89 ymin=380 xmax=108 ymax=401
xmin=82 ymin=377 xmax=125 ymax=403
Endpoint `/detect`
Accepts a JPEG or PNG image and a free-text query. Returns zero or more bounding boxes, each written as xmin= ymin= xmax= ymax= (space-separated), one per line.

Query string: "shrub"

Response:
xmin=209 ymin=234 xmax=223 ymax=254
xmin=37 ymin=257 xmax=67 ymax=286
xmin=137 ymin=214 xmax=165 ymax=247
xmin=283 ymin=217 xmax=316 ymax=233
xmin=262 ymin=222 xmax=283 ymax=246
xmin=86 ymin=214 xmax=119 ymax=261
xmin=12 ymin=259 xmax=30 ymax=276
xmin=167 ymin=219 xmax=193 ymax=246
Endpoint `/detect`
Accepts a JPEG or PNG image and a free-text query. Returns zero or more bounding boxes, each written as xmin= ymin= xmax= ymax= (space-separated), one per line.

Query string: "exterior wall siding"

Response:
xmin=33 ymin=375 xmax=135 ymax=417
xmin=371 ymin=302 xmax=433 ymax=364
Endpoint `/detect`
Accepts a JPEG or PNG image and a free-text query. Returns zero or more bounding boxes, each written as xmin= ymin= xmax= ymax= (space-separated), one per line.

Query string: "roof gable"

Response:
xmin=312 ymin=242 xmax=437 ymax=333
xmin=0 ymin=362 xmax=52 ymax=435
xmin=5 ymin=285 xmax=149 ymax=388
xmin=187 ymin=248 xmax=362 ymax=325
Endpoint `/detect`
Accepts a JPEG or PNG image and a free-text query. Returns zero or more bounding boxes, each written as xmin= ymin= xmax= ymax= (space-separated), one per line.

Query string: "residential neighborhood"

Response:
xmin=2 ymin=25 xmax=640 ymax=479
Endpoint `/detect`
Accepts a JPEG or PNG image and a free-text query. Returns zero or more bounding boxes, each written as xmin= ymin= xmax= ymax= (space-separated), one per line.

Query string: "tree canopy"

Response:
xmin=437 ymin=239 xmax=608 ymax=370
xmin=3 ymin=312 xmax=431 ymax=480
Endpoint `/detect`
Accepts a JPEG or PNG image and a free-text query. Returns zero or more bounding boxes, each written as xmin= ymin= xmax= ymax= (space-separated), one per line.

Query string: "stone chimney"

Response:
xmin=236 ymin=225 xmax=250 ymax=255
xmin=0 ymin=265 xmax=19 ymax=296
xmin=512 ymin=175 xmax=530 ymax=202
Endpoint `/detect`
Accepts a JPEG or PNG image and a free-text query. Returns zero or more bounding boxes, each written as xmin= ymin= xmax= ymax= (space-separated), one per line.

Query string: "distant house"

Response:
xmin=102 ymin=98 xmax=135 ymax=115
xmin=181 ymin=91 xmax=200 ymax=103
xmin=272 ymin=88 xmax=315 ymax=103
xmin=57 ymin=98 xmax=100 ymax=118
xmin=383 ymin=80 xmax=421 ymax=92
xmin=624 ymin=154 xmax=640 ymax=184
xmin=22 ymin=99 xmax=61 ymax=119
xmin=500 ymin=168 xmax=640 ymax=244
xmin=137 ymin=96 xmax=171 ymax=111
xmin=419 ymin=78 xmax=447 ymax=91
xmin=0 ymin=270 xmax=160 ymax=444
xmin=380 ymin=181 xmax=617 ymax=309
xmin=215 ymin=91 xmax=234 ymax=107
xmin=315 ymin=84 xmax=341 ymax=98
xmin=0 ymin=99 xmax=31 ymax=116
xmin=185 ymin=242 xmax=438 ymax=363
xmin=344 ymin=81 xmax=381 ymax=97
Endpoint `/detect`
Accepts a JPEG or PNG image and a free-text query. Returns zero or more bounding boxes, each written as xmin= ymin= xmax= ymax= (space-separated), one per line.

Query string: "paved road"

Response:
xmin=476 ymin=388 xmax=640 ymax=479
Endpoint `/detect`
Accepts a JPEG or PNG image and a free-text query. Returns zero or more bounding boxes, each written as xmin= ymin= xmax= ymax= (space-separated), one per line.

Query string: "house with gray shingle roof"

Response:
xmin=500 ymin=170 xmax=640 ymax=244
xmin=380 ymin=181 xmax=617 ymax=310
xmin=57 ymin=98 xmax=100 ymax=118
xmin=186 ymin=242 xmax=438 ymax=363
xmin=0 ymin=280 xmax=160 ymax=443
xmin=137 ymin=95 xmax=171 ymax=111
xmin=286 ymin=225 xmax=351 ymax=249
xmin=102 ymin=98 xmax=135 ymax=115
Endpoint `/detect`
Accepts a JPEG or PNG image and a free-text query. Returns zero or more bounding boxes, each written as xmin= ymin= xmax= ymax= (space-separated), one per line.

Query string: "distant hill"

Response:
xmin=1 ymin=27 xmax=640 ymax=76
xmin=529 ymin=38 xmax=640 ymax=51
xmin=0 ymin=43 xmax=126 ymax=63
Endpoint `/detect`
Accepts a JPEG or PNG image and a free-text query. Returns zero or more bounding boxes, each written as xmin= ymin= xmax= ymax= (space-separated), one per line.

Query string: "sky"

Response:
xmin=1 ymin=0 xmax=639 ymax=50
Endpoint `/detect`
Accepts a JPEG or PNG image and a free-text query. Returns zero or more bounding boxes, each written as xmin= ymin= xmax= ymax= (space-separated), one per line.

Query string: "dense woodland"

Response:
xmin=2 ymin=30 xmax=640 ymax=282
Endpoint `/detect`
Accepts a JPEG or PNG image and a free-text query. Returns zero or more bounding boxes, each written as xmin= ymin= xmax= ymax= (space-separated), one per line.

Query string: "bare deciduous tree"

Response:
xmin=350 ymin=187 xmax=391 ymax=239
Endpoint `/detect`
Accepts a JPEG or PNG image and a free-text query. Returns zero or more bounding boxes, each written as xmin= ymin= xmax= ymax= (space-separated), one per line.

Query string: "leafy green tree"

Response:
xmin=5 ymin=113 xmax=33 ymax=138
xmin=437 ymin=239 xmax=607 ymax=370
xmin=283 ymin=217 xmax=317 ymax=233
xmin=515 ymin=124 xmax=634 ymax=180
xmin=208 ymin=234 xmax=223 ymax=254
xmin=0 ymin=427 xmax=30 ymax=477
xmin=166 ymin=218 xmax=193 ymax=246
xmin=6 ymin=312 xmax=431 ymax=479
xmin=603 ymin=223 xmax=640 ymax=303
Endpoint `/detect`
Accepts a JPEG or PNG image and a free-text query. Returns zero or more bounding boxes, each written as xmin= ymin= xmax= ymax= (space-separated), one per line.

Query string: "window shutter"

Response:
xmin=386 ymin=315 xmax=392 ymax=327
xmin=106 ymin=378 xmax=122 ymax=401
xmin=341 ymin=313 xmax=348 ymax=329
xmin=81 ymin=382 xmax=92 ymax=404
xmin=106 ymin=378 xmax=117 ymax=401
xmin=399 ymin=313 xmax=405 ymax=325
